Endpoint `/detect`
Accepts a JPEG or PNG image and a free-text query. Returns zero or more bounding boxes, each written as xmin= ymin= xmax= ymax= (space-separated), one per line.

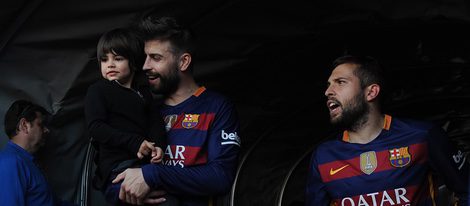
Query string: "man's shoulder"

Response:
xmin=0 ymin=149 xmax=23 ymax=166
xmin=391 ymin=116 xmax=435 ymax=133
xmin=199 ymin=88 xmax=228 ymax=101
xmin=313 ymin=134 xmax=343 ymax=152
xmin=197 ymin=88 xmax=234 ymax=108
xmin=317 ymin=139 xmax=341 ymax=148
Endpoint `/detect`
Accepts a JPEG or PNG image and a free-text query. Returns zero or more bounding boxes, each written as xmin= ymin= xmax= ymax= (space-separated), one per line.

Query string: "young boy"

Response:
xmin=85 ymin=28 xmax=169 ymax=205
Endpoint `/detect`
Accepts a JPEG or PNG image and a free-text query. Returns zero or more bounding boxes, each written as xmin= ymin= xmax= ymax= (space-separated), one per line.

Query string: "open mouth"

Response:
xmin=148 ymin=75 xmax=158 ymax=80
xmin=146 ymin=72 xmax=160 ymax=81
xmin=327 ymin=99 xmax=341 ymax=114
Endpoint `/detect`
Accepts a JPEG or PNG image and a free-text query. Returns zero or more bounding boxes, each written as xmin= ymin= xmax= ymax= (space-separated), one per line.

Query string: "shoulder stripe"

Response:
xmin=342 ymin=131 xmax=349 ymax=142
xmin=384 ymin=114 xmax=392 ymax=130
xmin=194 ymin=86 xmax=206 ymax=97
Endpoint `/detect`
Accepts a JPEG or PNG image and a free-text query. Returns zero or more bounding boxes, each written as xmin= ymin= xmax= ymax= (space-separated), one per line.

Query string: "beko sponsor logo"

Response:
xmin=221 ymin=130 xmax=240 ymax=146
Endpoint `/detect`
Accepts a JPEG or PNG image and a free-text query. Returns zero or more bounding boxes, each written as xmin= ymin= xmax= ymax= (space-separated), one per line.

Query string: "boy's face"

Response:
xmin=100 ymin=52 xmax=133 ymax=86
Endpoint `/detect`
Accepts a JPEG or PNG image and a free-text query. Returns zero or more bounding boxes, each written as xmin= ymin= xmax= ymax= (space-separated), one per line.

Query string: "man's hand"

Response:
xmin=112 ymin=168 xmax=150 ymax=205
xmin=137 ymin=140 xmax=156 ymax=159
xmin=144 ymin=190 xmax=167 ymax=205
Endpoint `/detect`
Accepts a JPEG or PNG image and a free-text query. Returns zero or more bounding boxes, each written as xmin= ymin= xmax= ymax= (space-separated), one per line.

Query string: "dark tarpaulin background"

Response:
xmin=1 ymin=0 xmax=470 ymax=205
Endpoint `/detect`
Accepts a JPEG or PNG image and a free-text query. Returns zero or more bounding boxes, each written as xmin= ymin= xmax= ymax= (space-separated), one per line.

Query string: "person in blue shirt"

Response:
xmin=306 ymin=55 xmax=469 ymax=206
xmin=111 ymin=16 xmax=241 ymax=206
xmin=0 ymin=100 xmax=74 ymax=206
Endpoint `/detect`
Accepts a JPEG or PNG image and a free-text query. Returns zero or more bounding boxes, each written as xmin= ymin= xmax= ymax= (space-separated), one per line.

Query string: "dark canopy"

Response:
xmin=1 ymin=0 xmax=469 ymax=205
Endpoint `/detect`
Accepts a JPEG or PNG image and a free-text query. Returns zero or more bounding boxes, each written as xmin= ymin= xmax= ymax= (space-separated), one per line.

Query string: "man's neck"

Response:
xmin=347 ymin=111 xmax=384 ymax=144
xmin=165 ymin=79 xmax=199 ymax=106
xmin=11 ymin=137 xmax=33 ymax=154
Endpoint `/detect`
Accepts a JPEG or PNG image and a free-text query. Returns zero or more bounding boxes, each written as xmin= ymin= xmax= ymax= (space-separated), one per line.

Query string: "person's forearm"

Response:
xmin=142 ymin=162 xmax=236 ymax=196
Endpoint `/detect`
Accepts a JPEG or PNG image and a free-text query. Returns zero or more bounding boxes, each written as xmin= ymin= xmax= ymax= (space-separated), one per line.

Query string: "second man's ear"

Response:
xmin=179 ymin=53 xmax=192 ymax=72
xmin=17 ymin=118 xmax=29 ymax=134
xmin=365 ymin=84 xmax=380 ymax=102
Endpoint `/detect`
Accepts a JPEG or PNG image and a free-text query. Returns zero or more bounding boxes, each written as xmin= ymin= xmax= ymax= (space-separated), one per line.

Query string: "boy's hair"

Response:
xmin=4 ymin=100 xmax=50 ymax=139
xmin=96 ymin=28 xmax=145 ymax=73
xmin=136 ymin=16 xmax=195 ymax=58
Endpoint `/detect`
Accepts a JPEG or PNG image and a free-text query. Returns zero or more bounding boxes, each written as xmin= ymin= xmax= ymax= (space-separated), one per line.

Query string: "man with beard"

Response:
xmin=306 ymin=55 xmax=469 ymax=206
xmin=0 ymin=100 xmax=74 ymax=205
xmin=112 ymin=16 xmax=241 ymax=205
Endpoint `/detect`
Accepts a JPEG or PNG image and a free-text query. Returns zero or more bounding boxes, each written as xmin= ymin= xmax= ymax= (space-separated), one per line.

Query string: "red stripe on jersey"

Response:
xmin=331 ymin=185 xmax=418 ymax=206
xmin=164 ymin=145 xmax=208 ymax=167
xmin=319 ymin=143 xmax=428 ymax=182
xmin=171 ymin=113 xmax=215 ymax=131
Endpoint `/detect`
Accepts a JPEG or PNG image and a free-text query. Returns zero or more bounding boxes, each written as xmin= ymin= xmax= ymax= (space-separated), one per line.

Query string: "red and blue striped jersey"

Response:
xmin=306 ymin=115 xmax=469 ymax=206
xmin=142 ymin=87 xmax=241 ymax=205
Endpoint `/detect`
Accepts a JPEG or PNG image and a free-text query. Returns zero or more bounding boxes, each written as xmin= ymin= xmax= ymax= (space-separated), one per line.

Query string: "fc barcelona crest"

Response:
xmin=389 ymin=146 xmax=411 ymax=167
xmin=182 ymin=114 xmax=200 ymax=129
xmin=360 ymin=151 xmax=377 ymax=175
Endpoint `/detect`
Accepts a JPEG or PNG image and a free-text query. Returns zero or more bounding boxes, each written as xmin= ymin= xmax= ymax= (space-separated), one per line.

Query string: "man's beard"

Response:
xmin=331 ymin=91 xmax=369 ymax=131
xmin=150 ymin=62 xmax=180 ymax=97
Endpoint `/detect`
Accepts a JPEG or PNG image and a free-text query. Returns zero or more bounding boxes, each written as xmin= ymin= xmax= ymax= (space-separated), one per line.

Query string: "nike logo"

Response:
xmin=329 ymin=164 xmax=349 ymax=175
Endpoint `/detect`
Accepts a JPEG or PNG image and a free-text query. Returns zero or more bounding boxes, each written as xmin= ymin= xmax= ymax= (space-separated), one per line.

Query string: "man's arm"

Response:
xmin=0 ymin=155 xmax=27 ymax=206
xmin=142 ymin=153 xmax=238 ymax=195
xmin=305 ymin=149 xmax=331 ymax=206
xmin=428 ymin=126 xmax=469 ymax=205
xmin=114 ymin=159 xmax=237 ymax=204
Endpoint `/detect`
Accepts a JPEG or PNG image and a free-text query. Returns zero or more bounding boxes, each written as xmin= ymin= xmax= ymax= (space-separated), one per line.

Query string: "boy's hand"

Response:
xmin=150 ymin=147 xmax=163 ymax=164
xmin=137 ymin=140 xmax=155 ymax=159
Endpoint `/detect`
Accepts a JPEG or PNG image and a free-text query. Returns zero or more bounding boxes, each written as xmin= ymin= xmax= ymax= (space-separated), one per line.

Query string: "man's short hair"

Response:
xmin=4 ymin=100 xmax=50 ymax=139
xmin=136 ymin=15 xmax=195 ymax=57
xmin=332 ymin=55 xmax=384 ymax=89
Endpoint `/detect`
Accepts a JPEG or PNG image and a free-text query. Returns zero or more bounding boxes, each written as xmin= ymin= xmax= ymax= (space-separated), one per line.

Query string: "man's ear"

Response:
xmin=365 ymin=84 xmax=380 ymax=102
xmin=17 ymin=118 xmax=29 ymax=134
xmin=178 ymin=53 xmax=192 ymax=72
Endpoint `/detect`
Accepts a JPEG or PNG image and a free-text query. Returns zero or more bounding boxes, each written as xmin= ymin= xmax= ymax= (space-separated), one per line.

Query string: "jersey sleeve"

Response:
xmin=427 ymin=125 xmax=469 ymax=205
xmin=305 ymin=149 xmax=331 ymax=206
xmin=0 ymin=155 xmax=28 ymax=206
xmin=142 ymin=99 xmax=241 ymax=196
xmin=84 ymin=84 xmax=144 ymax=154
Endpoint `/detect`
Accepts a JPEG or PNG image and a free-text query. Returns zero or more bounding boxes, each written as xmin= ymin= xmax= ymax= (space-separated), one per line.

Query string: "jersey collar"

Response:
xmin=342 ymin=114 xmax=392 ymax=142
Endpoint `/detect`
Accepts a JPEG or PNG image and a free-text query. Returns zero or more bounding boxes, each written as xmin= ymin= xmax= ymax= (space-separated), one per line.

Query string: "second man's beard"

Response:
xmin=151 ymin=64 xmax=180 ymax=97
xmin=331 ymin=91 xmax=370 ymax=132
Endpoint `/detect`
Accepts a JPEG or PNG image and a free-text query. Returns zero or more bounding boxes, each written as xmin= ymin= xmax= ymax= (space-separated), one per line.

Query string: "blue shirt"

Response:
xmin=0 ymin=141 xmax=56 ymax=206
